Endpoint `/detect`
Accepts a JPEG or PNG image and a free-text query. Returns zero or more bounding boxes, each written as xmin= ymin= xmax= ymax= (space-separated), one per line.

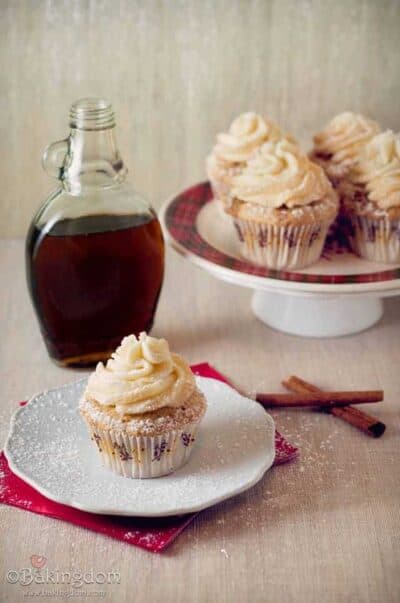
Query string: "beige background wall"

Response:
xmin=0 ymin=0 xmax=399 ymax=238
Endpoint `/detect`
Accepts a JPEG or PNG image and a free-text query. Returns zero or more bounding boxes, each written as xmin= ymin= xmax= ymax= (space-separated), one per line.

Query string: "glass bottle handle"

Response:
xmin=42 ymin=138 xmax=70 ymax=178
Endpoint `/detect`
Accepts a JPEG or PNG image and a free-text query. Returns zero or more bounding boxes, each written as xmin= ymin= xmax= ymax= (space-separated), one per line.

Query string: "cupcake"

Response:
xmin=341 ymin=130 xmax=400 ymax=263
xmin=311 ymin=112 xmax=381 ymax=187
xmin=226 ymin=138 xmax=339 ymax=270
xmin=79 ymin=332 xmax=207 ymax=478
xmin=206 ymin=112 xmax=284 ymax=209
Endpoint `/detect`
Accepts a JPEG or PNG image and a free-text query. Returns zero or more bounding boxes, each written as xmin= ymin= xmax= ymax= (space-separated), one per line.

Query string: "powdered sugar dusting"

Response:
xmin=4 ymin=377 xmax=275 ymax=517
xmin=80 ymin=387 xmax=206 ymax=436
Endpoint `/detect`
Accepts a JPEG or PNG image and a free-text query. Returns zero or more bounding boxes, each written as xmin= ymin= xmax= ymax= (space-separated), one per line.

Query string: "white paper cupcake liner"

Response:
xmin=346 ymin=214 xmax=400 ymax=264
xmin=233 ymin=218 xmax=330 ymax=270
xmin=87 ymin=422 xmax=200 ymax=479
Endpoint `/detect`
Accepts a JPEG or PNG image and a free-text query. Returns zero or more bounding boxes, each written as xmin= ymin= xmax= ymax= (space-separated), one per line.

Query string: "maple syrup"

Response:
xmin=26 ymin=212 xmax=164 ymax=367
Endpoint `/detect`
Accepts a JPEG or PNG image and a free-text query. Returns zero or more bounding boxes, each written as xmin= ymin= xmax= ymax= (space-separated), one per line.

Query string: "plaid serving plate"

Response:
xmin=161 ymin=181 xmax=400 ymax=294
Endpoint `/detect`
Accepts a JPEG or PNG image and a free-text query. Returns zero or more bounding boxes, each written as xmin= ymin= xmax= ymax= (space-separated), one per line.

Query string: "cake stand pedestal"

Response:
xmin=251 ymin=291 xmax=383 ymax=337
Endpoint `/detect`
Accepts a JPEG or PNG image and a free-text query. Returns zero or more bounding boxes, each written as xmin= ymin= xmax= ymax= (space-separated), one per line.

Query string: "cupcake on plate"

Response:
xmin=341 ymin=130 xmax=400 ymax=263
xmin=226 ymin=138 xmax=339 ymax=270
xmin=311 ymin=112 xmax=381 ymax=187
xmin=79 ymin=332 xmax=207 ymax=478
xmin=206 ymin=112 xmax=285 ymax=209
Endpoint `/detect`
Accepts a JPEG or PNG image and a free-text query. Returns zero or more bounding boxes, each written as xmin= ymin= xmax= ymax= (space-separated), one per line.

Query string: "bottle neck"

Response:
xmin=64 ymin=126 xmax=127 ymax=192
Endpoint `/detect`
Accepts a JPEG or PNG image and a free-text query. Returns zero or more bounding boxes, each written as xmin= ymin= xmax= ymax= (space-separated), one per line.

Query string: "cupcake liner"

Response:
xmin=233 ymin=218 xmax=331 ymax=270
xmin=346 ymin=214 xmax=400 ymax=264
xmin=86 ymin=421 xmax=200 ymax=479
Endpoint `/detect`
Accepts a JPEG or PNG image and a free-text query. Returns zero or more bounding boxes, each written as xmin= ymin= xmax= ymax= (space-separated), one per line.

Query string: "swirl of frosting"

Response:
xmin=231 ymin=138 xmax=333 ymax=208
xmin=351 ymin=130 xmax=400 ymax=209
xmin=211 ymin=112 xmax=282 ymax=164
xmin=85 ymin=333 xmax=196 ymax=415
xmin=313 ymin=112 xmax=381 ymax=167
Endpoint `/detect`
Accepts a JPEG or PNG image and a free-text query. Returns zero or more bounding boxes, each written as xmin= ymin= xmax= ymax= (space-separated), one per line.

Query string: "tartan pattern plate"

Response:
xmin=163 ymin=181 xmax=400 ymax=286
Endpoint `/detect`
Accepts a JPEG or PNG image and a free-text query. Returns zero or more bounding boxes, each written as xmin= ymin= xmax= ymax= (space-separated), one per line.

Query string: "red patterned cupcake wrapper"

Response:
xmin=233 ymin=217 xmax=330 ymax=270
xmin=347 ymin=214 xmax=400 ymax=264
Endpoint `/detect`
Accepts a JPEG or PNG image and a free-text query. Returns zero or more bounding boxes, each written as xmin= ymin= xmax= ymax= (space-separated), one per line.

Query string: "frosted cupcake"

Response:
xmin=79 ymin=333 xmax=207 ymax=478
xmin=341 ymin=130 xmax=400 ymax=263
xmin=206 ymin=112 xmax=284 ymax=209
xmin=311 ymin=112 xmax=381 ymax=187
xmin=226 ymin=138 xmax=338 ymax=270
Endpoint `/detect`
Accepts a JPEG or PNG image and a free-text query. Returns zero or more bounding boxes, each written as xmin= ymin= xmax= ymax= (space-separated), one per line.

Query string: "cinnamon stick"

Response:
xmin=282 ymin=376 xmax=385 ymax=438
xmin=256 ymin=390 xmax=383 ymax=407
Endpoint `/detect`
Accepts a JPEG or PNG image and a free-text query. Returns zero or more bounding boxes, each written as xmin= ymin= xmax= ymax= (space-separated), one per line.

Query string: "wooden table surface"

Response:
xmin=1 ymin=239 xmax=399 ymax=603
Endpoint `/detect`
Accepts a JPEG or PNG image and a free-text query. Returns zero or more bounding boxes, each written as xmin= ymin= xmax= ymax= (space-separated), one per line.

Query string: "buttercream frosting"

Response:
xmin=313 ymin=111 xmax=380 ymax=168
xmin=85 ymin=333 xmax=196 ymax=415
xmin=350 ymin=130 xmax=400 ymax=209
xmin=209 ymin=112 xmax=282 ymax=165
xmin=231 ymin=138 xmax=334 ymax=208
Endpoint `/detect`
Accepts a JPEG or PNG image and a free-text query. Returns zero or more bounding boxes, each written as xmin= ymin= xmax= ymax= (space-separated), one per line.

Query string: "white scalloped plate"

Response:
xmin=4 ymin=377 xmax=275 ymax=517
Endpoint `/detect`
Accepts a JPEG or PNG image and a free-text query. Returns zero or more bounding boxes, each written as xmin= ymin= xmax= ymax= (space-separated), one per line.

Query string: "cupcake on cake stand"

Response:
xmin=161 ymin=182 xmax=400 ymax=337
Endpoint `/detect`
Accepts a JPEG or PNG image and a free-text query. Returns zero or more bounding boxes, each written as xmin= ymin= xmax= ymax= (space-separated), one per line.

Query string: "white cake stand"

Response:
xmin=160 ymin=182 xmax=400 ymax=337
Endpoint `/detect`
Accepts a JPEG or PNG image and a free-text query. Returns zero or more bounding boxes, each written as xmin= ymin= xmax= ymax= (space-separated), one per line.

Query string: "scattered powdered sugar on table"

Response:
xmin=0 ymin=467 xmax=7 ymax=497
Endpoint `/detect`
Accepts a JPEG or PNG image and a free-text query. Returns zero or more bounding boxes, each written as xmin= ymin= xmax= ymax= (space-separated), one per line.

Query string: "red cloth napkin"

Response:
xmin=0 ymin=363 xmax=297 ymax=553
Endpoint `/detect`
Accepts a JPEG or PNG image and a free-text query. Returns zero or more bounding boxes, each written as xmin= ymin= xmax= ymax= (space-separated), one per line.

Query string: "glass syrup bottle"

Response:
xmin=26 ymin=98 xmax=165 ymax=367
